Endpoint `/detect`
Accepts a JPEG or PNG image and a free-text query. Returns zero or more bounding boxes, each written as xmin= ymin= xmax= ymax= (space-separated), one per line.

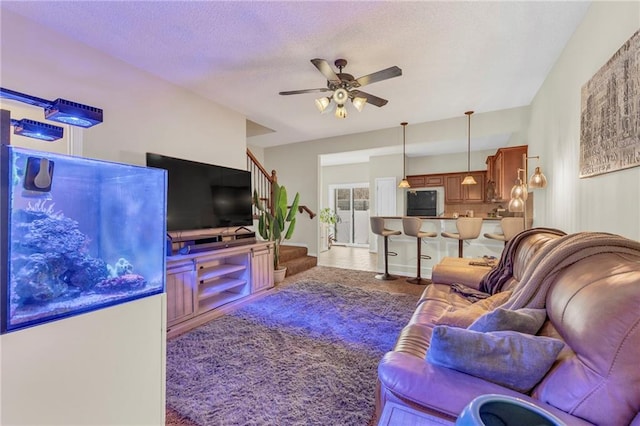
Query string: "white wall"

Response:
xmin=1 ymin=296 xmax=166 ymax=426
xmin=528 ymin=1 xmax=640 ymax=240
xmin=1 ymin=10 xmax=247 ymax=169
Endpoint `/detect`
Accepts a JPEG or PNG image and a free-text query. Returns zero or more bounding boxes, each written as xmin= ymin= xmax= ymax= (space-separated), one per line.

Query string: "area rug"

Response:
xmin=166 ymin=279 xmax=419 ymax=425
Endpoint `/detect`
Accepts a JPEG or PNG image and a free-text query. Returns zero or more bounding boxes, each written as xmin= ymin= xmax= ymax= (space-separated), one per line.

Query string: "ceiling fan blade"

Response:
xmin=311 ymin=58 xmax=341 ymax=84
xmin=355 ymin=66 xmax=402 ymax=87
xmin=350 ymin=90 xmax=388 ymax=107
xmin=279 ymin=88 xmax=333 ymax=95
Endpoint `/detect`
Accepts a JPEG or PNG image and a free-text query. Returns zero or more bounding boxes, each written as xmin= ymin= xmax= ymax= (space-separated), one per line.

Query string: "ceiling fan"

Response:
xmin=279 ymin=58 xmax=402 ymax=118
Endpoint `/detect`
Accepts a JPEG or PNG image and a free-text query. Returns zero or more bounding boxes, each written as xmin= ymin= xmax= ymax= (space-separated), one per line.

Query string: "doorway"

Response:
xmin=329 ymin=183 xmax=369 ymax=247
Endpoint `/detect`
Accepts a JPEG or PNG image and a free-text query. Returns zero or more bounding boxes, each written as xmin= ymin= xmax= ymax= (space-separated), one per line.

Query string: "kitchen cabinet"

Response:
xmin=487 ymin=145 xmax=527 ymax=202
xmin=406 ymin=174 xmax=444 ymax=188
xmin=444 ymin=171 xmax=486 ymax=203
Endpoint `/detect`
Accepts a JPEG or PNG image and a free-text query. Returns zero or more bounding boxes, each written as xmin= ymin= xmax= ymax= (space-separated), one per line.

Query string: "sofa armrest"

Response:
xmin=431 ymin=263 xmax=490 ymax=290
xmin=378 ymin=351 xmax=593 ymax=425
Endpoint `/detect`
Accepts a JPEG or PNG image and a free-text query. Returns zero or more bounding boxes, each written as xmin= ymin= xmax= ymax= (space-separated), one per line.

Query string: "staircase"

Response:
xmin=279 ymin=245 xmax=317 ymax=277
xmin=246 ymin=149 xmax=317 ymax=277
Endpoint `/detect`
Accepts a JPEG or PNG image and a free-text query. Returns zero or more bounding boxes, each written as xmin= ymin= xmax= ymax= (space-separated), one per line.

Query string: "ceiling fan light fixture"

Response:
xmin=280 ymin=58 xmax=402 ymax=120
xmin=315 ymin=97 xmax=330 ymax=113
xmin=352 ymin=96 xmax=366 ymax=112
xmin=333 ymin=88 xmax=348 ymax=105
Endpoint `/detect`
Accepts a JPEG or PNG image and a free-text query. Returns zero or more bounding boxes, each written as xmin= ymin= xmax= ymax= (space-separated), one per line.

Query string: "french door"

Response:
xmin=329 ymin=183 xmax=370 ymax=246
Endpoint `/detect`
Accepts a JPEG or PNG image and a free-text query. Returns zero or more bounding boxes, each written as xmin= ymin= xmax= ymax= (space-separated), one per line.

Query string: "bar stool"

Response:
xmin=484 ymin=217 xmax=525 ymax=244
xmin=402 ymin=217 xmax=437 ymax=285
xmin=441 ymin=217 xmax=483 ymax=258
xmin=370 ymin=217 xmax=401 ymax=280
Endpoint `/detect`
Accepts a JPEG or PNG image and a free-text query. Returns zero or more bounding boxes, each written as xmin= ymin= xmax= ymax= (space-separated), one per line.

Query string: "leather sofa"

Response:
xmin=376 ymin=228 xmax=640 ymax=425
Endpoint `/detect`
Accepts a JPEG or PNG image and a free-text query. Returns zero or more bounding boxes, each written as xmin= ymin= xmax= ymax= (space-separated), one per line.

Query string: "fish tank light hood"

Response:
xmin=10 ymin=118 xmax=64 ymax=142
xmin=0 ymin=87 xmax=103 ymax=128
xmin=0 ymin=145 xmax=167 ymax=333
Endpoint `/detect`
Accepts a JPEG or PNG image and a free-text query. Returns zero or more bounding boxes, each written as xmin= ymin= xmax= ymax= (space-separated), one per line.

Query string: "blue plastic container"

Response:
xmin=0 ymin=145 xmax=167 ymax=333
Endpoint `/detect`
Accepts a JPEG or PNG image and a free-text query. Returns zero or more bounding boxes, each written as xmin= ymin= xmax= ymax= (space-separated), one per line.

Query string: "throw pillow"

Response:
xmin=468 ymin=307 xmax=547 ymax=335
xmin=434 ymin=291 xmax=512 ymax=328
xmin=427 ymin=326 xmax=564 ymax=392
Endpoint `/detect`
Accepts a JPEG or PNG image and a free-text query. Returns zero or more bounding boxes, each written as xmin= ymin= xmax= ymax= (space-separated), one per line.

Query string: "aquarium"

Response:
xmin=0 ymin=145 xmax=167 ymax=333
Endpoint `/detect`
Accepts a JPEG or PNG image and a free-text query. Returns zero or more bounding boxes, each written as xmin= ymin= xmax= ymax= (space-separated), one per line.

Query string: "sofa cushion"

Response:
xmin=433 ymin=291 xmax=512 ymax=328
xmin=468 ymin=307 xmax=547 ymax=335
xmin=427 ymin=326 xmax=564 ymax=392
xmin=532 ymin=252 xmax=640 ymax=426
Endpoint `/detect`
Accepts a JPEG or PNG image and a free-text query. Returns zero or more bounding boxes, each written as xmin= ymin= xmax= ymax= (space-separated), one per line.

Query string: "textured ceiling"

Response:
xmin=2 ymin=1 xmax=590 ymax=154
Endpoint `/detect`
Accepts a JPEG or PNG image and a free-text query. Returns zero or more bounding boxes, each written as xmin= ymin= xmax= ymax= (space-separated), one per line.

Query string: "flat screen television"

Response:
xmin=146 ymin=153 xmax=253 ymax=232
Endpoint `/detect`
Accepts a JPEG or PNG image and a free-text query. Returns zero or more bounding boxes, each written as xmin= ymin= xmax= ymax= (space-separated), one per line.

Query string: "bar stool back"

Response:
xmin=402 ymin=217 xmax=437 ymax=285
xmin=370 ymin=217 xmax=401 ymax=280
xmin=441 ymin=217 xmax=483 ymax=257
xmin=484 ymin=217 xmax=525 ymax=244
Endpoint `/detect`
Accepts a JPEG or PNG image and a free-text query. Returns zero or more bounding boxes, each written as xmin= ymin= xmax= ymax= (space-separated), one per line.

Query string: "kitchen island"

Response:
xmin=372 ymin=216 xmax=520 ymax=279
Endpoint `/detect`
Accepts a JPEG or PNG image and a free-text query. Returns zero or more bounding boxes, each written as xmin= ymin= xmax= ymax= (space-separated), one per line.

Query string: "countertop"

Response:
xmin=379 ymin=216 xmax=504 ymax=221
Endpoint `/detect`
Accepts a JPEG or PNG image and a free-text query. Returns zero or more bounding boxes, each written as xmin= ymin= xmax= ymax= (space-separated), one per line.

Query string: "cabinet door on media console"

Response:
xmin=251 ymin=243 xmax=274 ymax=293
xmin=166 ymin=259 xmax=196 ymax=327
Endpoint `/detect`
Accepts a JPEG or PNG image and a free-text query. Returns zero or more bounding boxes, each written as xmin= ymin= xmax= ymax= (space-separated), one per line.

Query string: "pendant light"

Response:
xmin=527 ymin=156 xmax=548 ymax=189
xmin=508 ymin=170 xmax=527 ymax=213
xmin=461 ymin=111 xmax=477 ymax=185
xmin=398 ymin=122 xmax=410 ymax=188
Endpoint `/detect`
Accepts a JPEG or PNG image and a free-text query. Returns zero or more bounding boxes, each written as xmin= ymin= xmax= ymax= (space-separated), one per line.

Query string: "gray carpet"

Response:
xmin=166 ymin=280 xmax=419 ymax=425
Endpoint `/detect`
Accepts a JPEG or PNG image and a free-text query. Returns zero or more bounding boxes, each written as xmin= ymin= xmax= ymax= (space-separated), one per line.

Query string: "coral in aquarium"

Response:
xmin=11 ymin=200 xmax=111 ymax=305
xmin=94 ymin=274 xmax=147 ymax=293
xmin=12 ymin=253 xmax=69 ymax=303
xmin=108 ymin=257 xmax=134 ymax=277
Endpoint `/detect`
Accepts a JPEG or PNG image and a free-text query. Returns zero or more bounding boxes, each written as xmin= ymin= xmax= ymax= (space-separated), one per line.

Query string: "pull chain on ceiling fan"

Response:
xmin=279 ymin=58 xmax=402 ymax=119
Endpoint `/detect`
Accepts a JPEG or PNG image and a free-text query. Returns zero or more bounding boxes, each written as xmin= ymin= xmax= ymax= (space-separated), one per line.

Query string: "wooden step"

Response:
xmin=279 ymin=245 xmax=316 ymax=277
xmin=282 ymin=255 xmax=317 ymax=277
xmin=279 ymin=245 xmax=308 ymax=262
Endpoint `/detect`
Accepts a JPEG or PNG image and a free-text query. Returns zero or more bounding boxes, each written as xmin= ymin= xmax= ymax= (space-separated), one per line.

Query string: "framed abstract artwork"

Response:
xmin=580 ymin=29 xmax=639 ymax=178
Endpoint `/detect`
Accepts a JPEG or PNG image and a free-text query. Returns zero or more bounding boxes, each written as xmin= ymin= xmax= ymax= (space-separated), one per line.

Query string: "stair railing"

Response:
xmin=247 ymin=148 xmax=276 ymax=215
xmin=246 ymin=148 xmax=315 ymax=219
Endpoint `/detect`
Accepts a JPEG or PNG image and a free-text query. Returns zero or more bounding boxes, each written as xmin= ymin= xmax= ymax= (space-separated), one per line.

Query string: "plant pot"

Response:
xmin=273 ymin=267 xmax=287 ymax=284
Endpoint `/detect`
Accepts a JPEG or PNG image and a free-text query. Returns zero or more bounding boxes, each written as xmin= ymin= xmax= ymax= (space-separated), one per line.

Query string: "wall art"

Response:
xmin=580 ymin=29 xmax=639 ymax=178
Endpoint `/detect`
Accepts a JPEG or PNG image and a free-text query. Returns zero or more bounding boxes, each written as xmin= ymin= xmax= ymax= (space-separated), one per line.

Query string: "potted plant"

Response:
xmin=253 ymin=182 xmax=300 ymax=283
xmin=319 ymin=207 xmax=340 ymax=249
